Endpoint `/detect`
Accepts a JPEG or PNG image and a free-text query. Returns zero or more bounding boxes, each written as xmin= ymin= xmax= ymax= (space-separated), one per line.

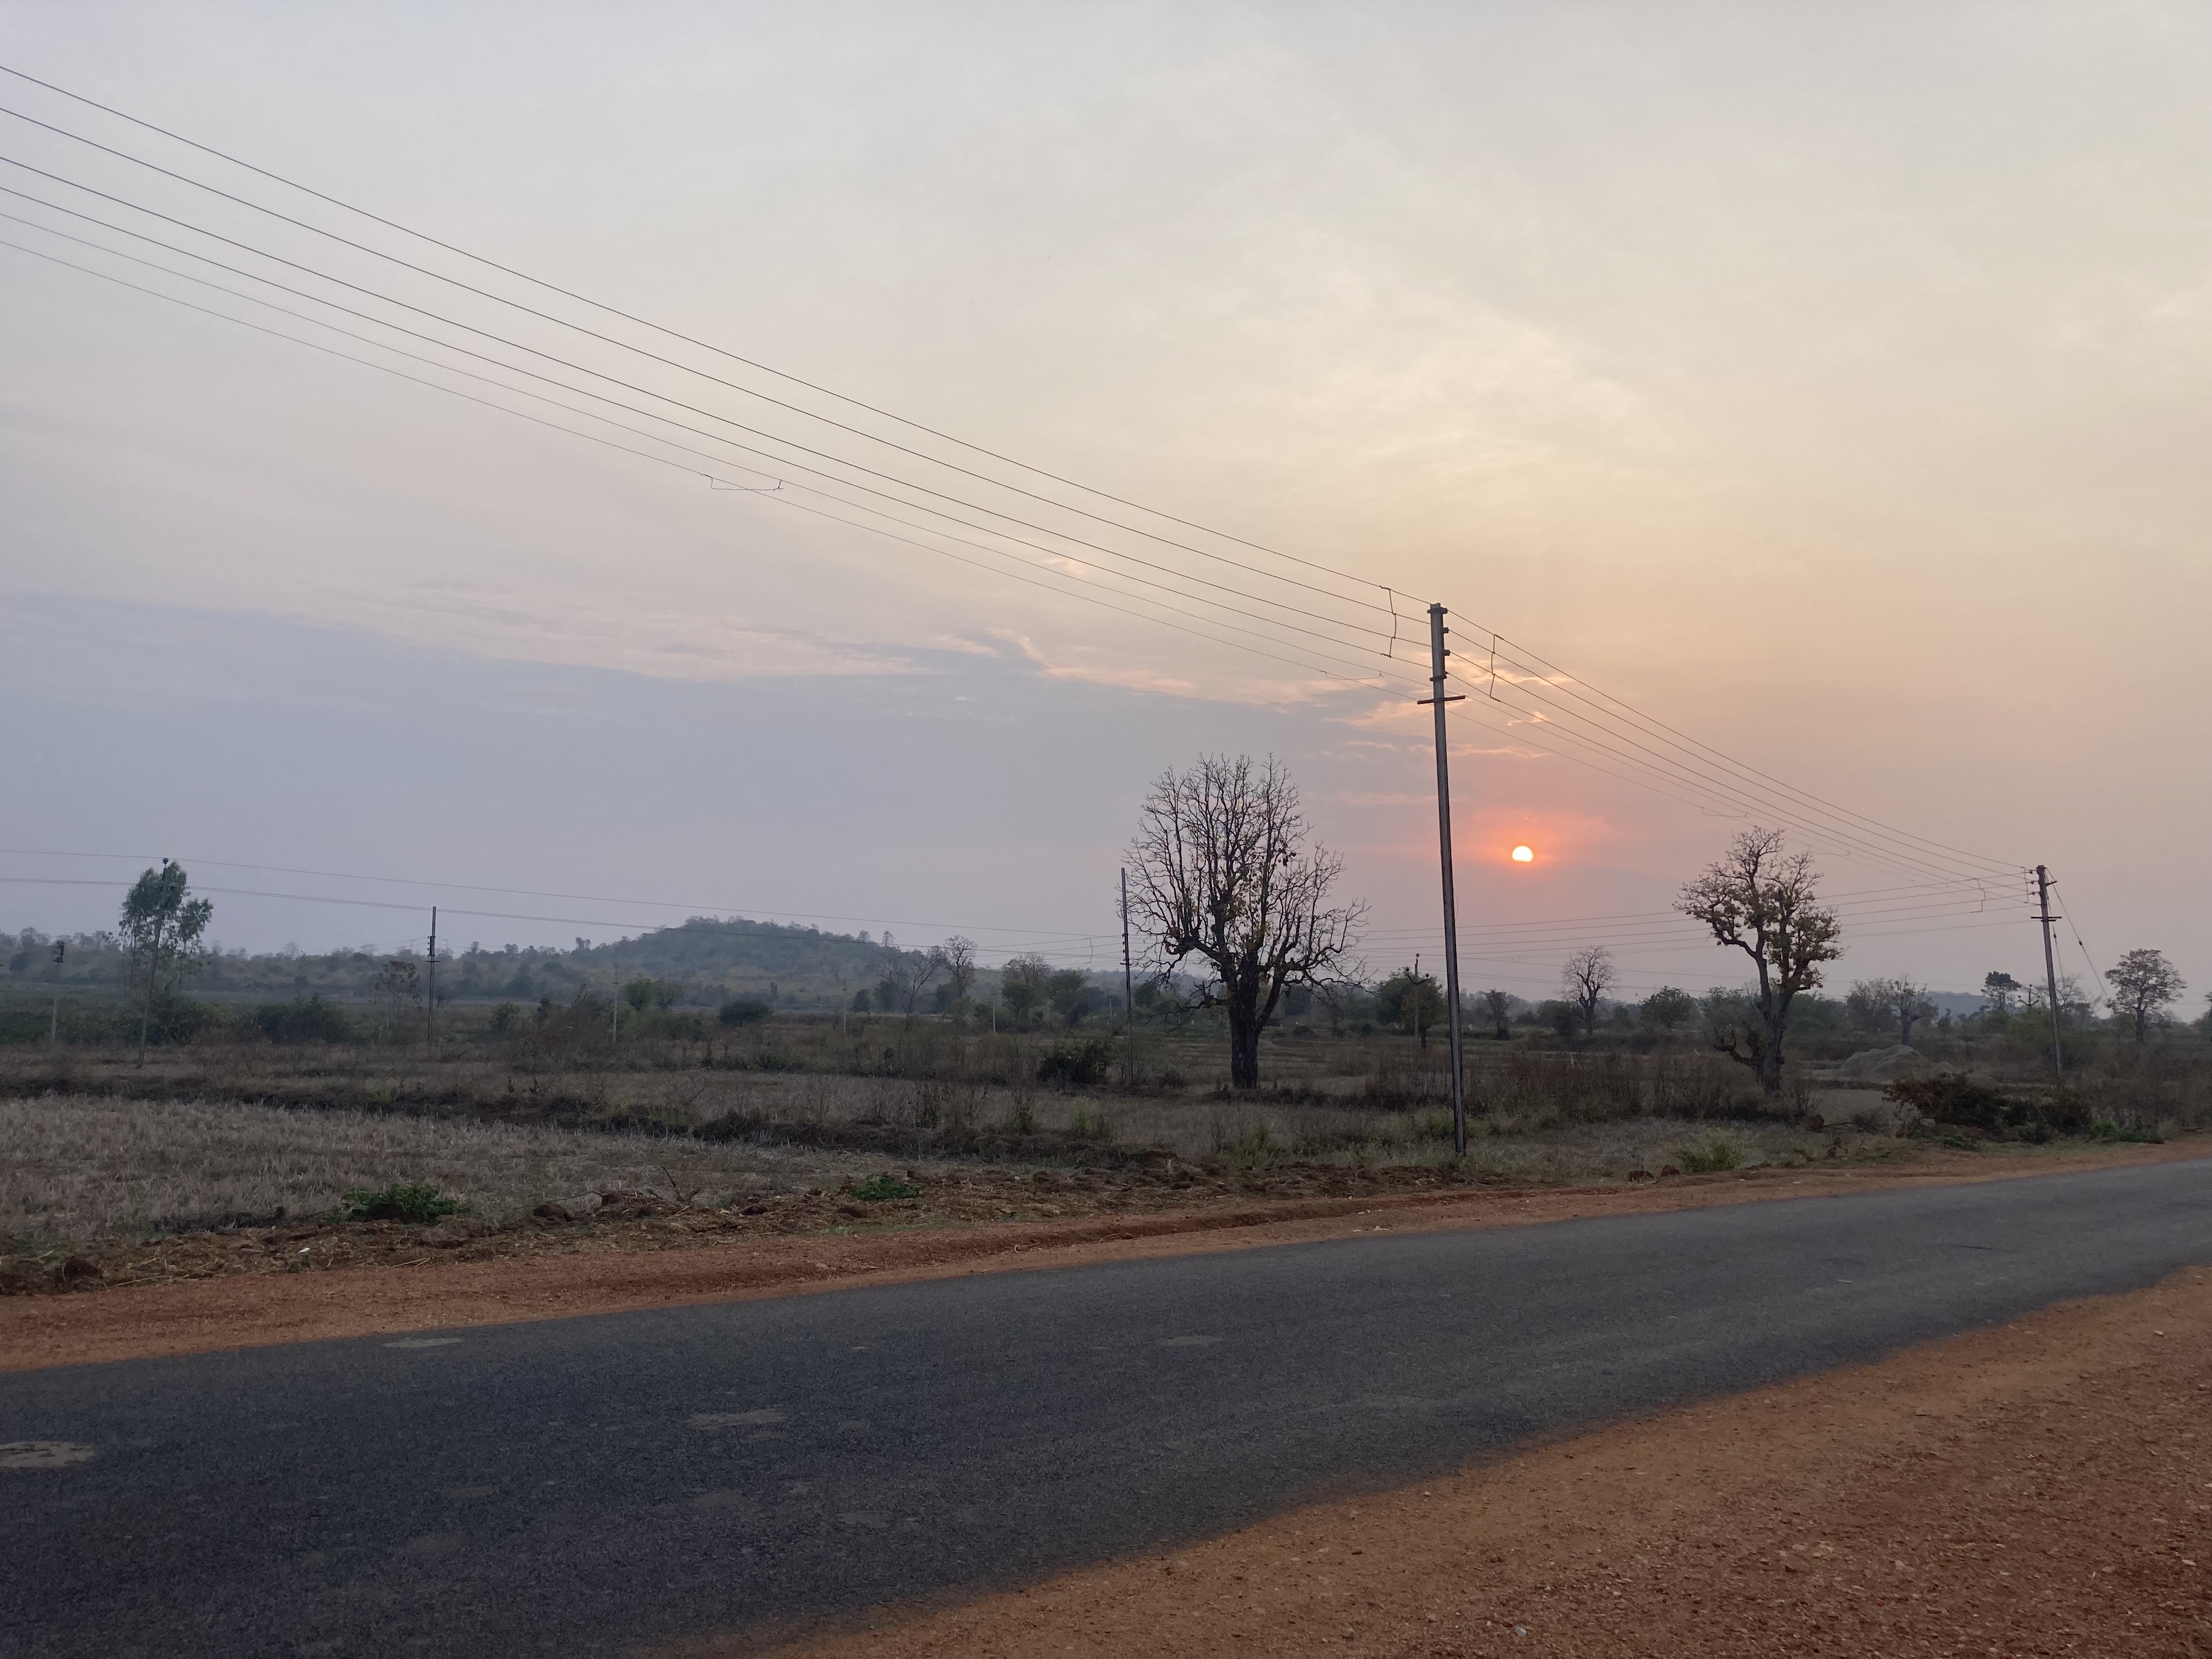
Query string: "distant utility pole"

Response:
xmin=1414 ymin=951 xmax=1426 ymax=1049
xmin=426 ymin=906 xmax=438 ymax=1060
xmin=49 ymin=940 xmax=64 ymax=1048
xmin=2034 ymin=865 xmax=2063 ymax=1080
xmin=1121 ymin=867 xmax=1136 ymax=1088
xmin=1419 ymin=604 xmax=1469 ymax=1156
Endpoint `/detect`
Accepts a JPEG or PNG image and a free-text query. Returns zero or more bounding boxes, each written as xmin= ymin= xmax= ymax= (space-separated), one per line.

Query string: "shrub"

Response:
xmin=1887 ymin=1074 xmax=2091 ymax=1140
xmin=718 ymin=999 xmax=772 ymax=1028
xmin=2090 ymin=1119 xmax=2163 ymax=1144
xmin=1037 ymin=1038 xmax=1114 ymax=1090
xmin=852 ymin=1172 xmax=920 ymax=1201
xmin=251 ymin=995 xmax=353 ymax=1044
xmin=334 ymin=1182 xmax=469 ymax=1224
xmin=1673 ymin=1136 xmax=1743 ymax=1174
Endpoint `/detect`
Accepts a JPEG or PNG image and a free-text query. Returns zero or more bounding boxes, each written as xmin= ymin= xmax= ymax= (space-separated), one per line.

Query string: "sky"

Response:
xmin=2 ymin=1 xmax=2207 ymax=1006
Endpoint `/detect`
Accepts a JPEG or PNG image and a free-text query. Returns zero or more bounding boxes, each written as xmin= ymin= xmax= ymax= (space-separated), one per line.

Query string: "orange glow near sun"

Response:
xmin=1511 ymin=845 xmax=1535 ymax=863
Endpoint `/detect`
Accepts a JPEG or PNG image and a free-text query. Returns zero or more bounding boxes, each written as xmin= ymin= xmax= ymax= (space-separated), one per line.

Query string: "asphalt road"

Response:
xmin=6 ymin=1160 xmax=2210 ymax=1658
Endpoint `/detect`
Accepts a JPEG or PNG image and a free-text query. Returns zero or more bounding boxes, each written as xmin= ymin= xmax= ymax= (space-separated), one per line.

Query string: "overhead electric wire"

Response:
xmin=1444 ymin=648 xmax=2008 ymax=882
xmin=0 ymin=69 xmax=2029 ymax=883
xmin=0 ymin=176 xmax=1415 ymax=683
xmin=0 ymin=233 xmax=1406 ymax=691
xmin=1447 ymin=640 xmax=2019 ymax=879
xmin=0 ymin=63 xmax=1406 ymax=613
xmin=0 ymin=146 xmax=1408 ymax=654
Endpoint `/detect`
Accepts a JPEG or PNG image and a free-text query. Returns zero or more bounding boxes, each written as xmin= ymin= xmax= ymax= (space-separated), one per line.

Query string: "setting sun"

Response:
xmin=1511 ymin=845 xmax=1535 ymax=863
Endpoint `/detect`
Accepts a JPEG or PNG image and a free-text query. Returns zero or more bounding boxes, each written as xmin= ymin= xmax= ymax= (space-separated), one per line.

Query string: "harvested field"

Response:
xmin=0 ymin=1090 xmax=944 ymax=1244
xmin=0 ymin=1084 xmax=1923 ymax=1292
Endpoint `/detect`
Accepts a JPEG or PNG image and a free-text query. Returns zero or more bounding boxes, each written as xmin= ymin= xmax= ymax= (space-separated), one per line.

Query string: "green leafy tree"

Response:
xmin=1000 ymin=953 xmax=1052 ymax=1027
xmin=1638 ymin=986 xmax=1697 ymax=1032
xmin=1981 ymin=970 xmax=2023 ymax=1016
xmin=120 ymin=860 xmax=213 ymax=1057
xmin=1479 ymin=988 xmax=1514 ymax=1039
xmin=1046 ymin=968 xmax=1094 ymax=1028
xmin=1676 ymin=829 xmax=1842 ymax=1096
xmin=1375 ymin=968 xmax=1444 ymax=1043
xmin=2104 ymin=949 xmax=2186 ymax=1045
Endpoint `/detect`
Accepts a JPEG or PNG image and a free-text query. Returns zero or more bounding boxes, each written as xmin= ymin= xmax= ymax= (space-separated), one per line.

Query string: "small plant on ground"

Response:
xmin=1037 ymin=1039 xmax=1114 ymax=1090
xmin=1068 ymin=1105 xmax=1113 ymax=1141
xmin=852 ymin=1172 xmax=920 ymax=1201
xmin=1233 ymin=1121 xmax=1278 ymax=1169
xmin=2090 ymin=1119 xmax=2163 ymax=1144
xmin=334 ymin=1182 xmax=468 ymax=1224
xmin=1672 ymin=1136 xmax=1744 ymax=1174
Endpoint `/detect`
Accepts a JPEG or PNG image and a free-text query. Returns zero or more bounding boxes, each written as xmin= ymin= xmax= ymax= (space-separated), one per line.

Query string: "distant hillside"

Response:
xmin=5 ymin=914 xmax=999 ymax=1010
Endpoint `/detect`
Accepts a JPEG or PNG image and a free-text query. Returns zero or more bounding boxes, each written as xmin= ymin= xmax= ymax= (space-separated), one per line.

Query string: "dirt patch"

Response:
xmin=726 ymin=1264 xmax=2212 ymax=1659
xmin=3 ymin=1138 xmax=2201 ymax=1374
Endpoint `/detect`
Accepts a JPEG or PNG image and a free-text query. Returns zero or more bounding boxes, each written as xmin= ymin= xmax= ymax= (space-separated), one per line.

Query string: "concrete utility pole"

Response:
xmin=2035 ymin=865 xmax=2064 ymax=1080
xmin=1420 ymin=605 xmax=1469 ymax=1156
xmin=1120 ymin=868 xmax=1137 ymax=1088
xmin=49 ymin=940 xmax=64 ymax=1048
xmin=426 ymin=907 xmax=438 ymax=1060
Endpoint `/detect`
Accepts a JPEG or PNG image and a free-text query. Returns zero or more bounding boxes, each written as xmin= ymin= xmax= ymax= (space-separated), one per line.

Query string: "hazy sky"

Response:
xmin=3 ymin=2 xmax=2206 ymax=1004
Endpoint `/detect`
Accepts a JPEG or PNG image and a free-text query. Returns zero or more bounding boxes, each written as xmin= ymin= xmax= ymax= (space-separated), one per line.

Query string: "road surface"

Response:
xmin=5 ymin=1159 xmax=2209 ymax=1657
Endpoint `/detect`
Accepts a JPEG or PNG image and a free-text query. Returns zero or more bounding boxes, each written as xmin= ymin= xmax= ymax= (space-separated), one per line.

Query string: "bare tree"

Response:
xmin=939 ymin=936 xmax=978 ymax=1010
xmin=1676 ymin=828 xmax=1842 ymax=1095
xmin=1847 ymin=977 xmax=1938 ymax=1046
xmin=1560 ymin=946 xmax=1616 ymax=1037
xmin=1126 ymin=754 xmax=1363 ymax=1088
xmin=876 ymin=932 xmax=944 ymax=1015
xmin=2104 ymin=949 xmax=2186 ymax=1044
xmin=373 ymin=957 xmax=421 ymax=1039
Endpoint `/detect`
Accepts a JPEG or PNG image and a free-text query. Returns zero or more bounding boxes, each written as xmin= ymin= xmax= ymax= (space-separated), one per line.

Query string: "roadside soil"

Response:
xmin=734 ymin=1263 xmax=2212 ymax=1659
xmin=3 ymin=1137 xmax=2201 ymax=1373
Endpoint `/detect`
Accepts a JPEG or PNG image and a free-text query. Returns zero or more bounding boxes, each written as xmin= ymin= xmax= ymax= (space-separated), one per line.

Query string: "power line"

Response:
xmin=0 ymin=232 xmax=1407 ymax=691
xmin=0 ymin=61 xmax=1407 ymax=609
xmin=0 ymin=146 xmax=1409 ymax=653
xmin=0 ymin=72 xmax=2027 ymax=883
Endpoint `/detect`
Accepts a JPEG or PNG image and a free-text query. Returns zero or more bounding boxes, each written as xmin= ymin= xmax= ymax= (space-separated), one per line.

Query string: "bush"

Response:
xmin=1673 ymin=1135 xmax=1743 ymax=1173
xmin=251 ymin=995 xmax=353 ymax=1044
xmin=718 ymin=999 xmax=771 ymax=1028
xmin=1887 ymin=1074 xmax=2091 ymax=1140
xmin=1885 ymin=1074 xmax=2011 ymax=1133
xmin=852 ymin=1172 xmax=920 ymax=1201
xmin=2090 ymin=1119 xmax=2163 ymax=1144
xmin=334 ymin=1182 xmax=469 ymax=1224
xmin=1037 ymin=1038 xmax=1114 ymax=1090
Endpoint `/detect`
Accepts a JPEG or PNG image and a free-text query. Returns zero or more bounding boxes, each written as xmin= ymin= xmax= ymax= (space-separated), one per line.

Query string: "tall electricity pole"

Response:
xmin=426 ymin=906 xmax=438 ymax=1060
xmin=1421 ymin=604 xmax=1469 ymax=1155
xmin=2034 ymin=866 xmax=2063 ymax=1080
xmin=1120 ymin=867 xmax=1136 ymax=1088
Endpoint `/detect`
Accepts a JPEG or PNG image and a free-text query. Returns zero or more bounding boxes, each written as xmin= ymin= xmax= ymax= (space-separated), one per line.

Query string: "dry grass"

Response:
xmin=0 ymin=1084 xmax=1854 ymax=1250
xmin=0 ymin=1092 xmax=949 ymax=1245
